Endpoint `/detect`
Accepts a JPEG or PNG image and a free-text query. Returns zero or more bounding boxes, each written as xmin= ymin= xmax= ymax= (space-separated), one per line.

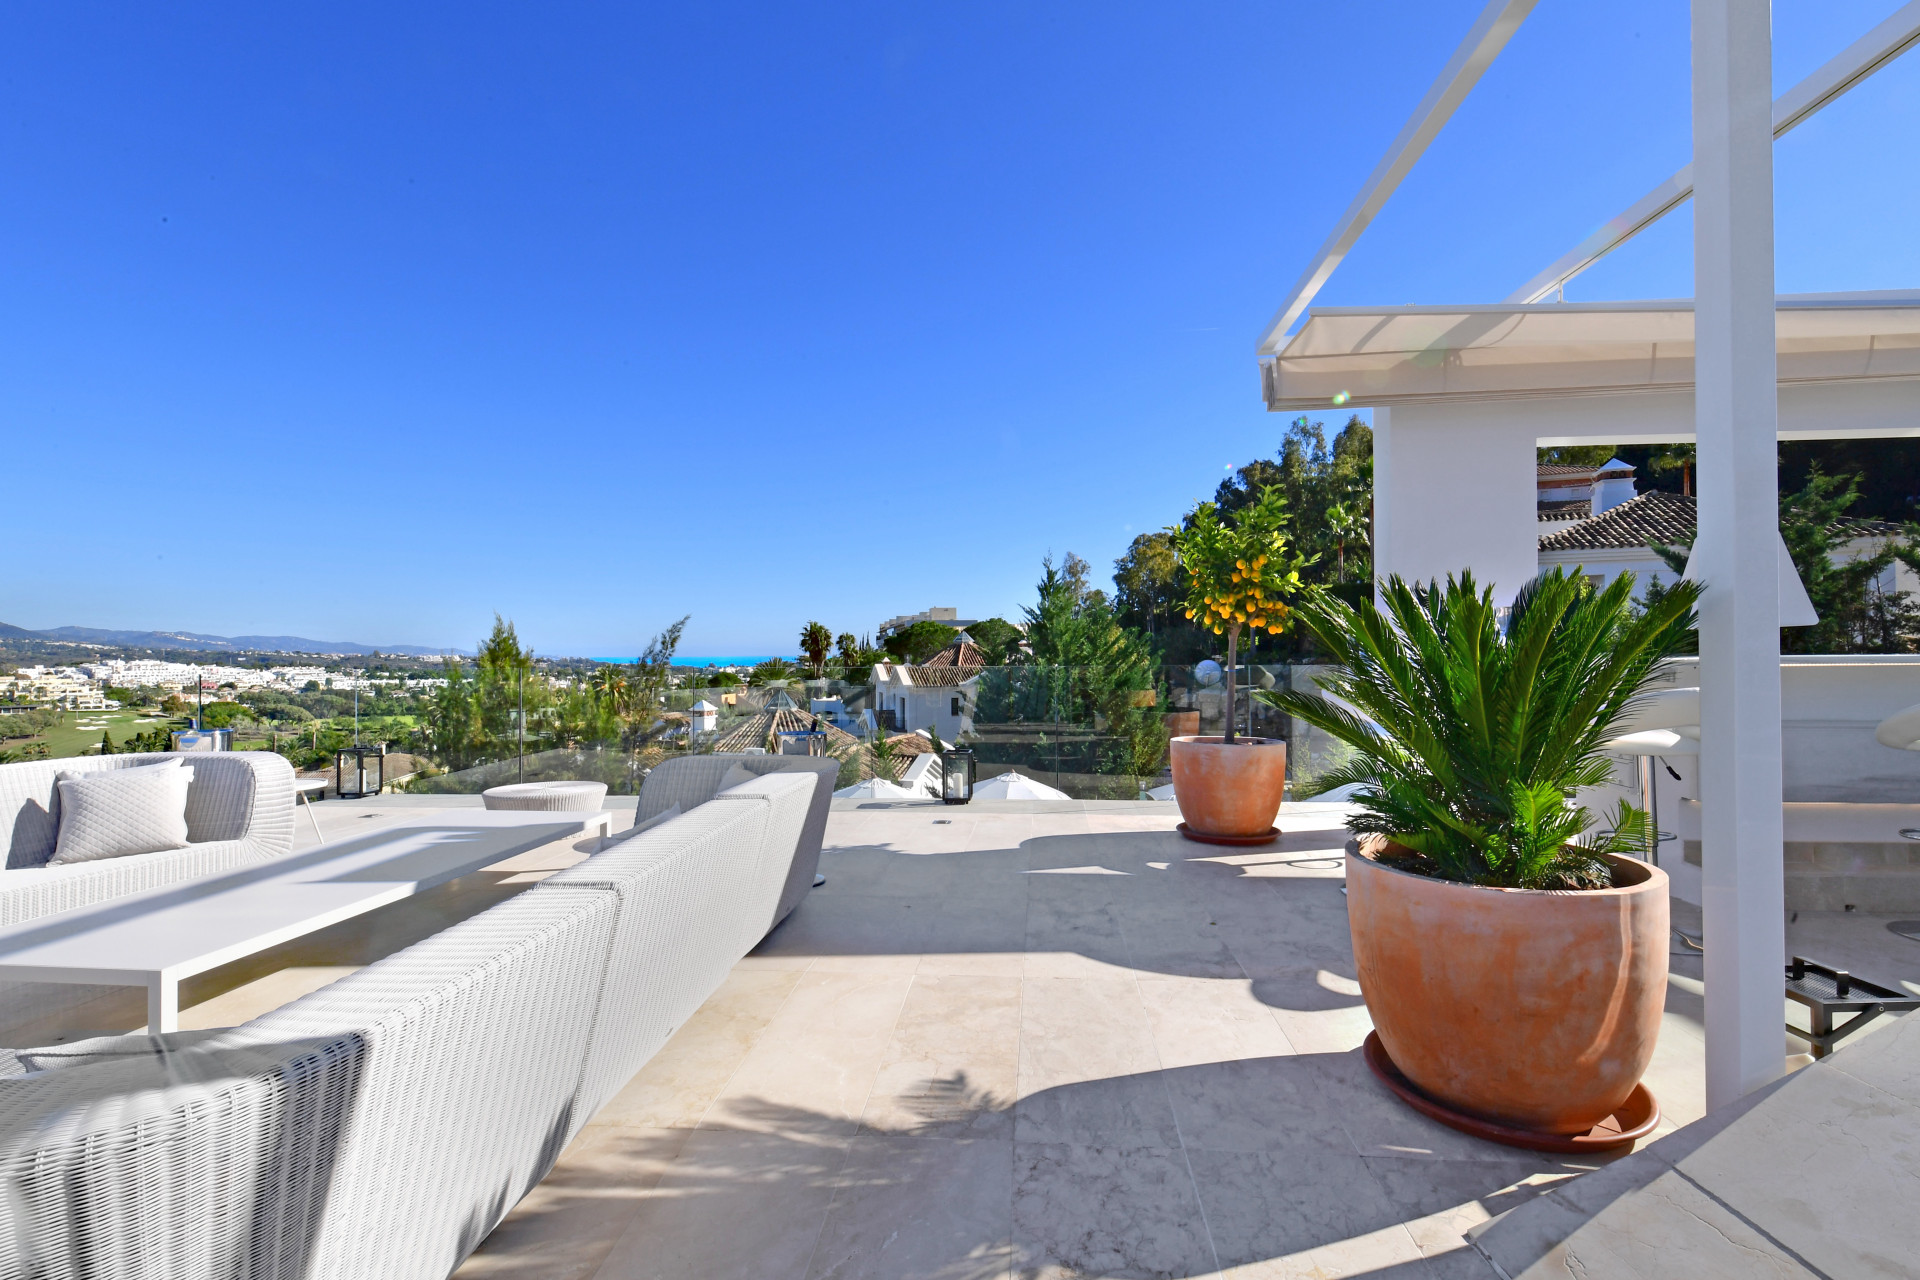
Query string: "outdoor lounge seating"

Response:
xmin=635 ymin=751 xmax=838 ymax=927
xmin=0 ymin=768 xmax=816 ymax=1280
xmin=0 ymin=751 xmax=295 ymax=1030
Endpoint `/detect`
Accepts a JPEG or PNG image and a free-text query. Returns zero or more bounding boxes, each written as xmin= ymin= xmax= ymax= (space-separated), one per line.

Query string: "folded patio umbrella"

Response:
xmin=971 ymin=771 xmax=1071 ymax=801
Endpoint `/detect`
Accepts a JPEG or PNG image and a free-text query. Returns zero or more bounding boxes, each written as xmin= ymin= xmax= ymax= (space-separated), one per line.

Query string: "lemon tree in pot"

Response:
xmin=1257 ymin=567 xmax=1700 ymax=1147
xmin=1165 ymin=487 xmax=1304 ymax=843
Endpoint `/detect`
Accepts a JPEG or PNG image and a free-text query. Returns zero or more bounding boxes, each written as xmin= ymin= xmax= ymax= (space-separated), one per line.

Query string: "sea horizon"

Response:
xmin=590 ymin=655 xmax=787 ymax=668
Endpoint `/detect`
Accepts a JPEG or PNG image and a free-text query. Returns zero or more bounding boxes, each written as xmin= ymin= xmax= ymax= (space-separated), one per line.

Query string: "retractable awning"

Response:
xmin=1261 ymin=292 xmax=1920 ymax=410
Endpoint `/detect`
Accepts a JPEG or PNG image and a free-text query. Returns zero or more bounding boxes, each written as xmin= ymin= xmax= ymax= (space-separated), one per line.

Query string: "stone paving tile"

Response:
xmin=806 ymin=1133 xmax=1014 ymax=1280
xmin=1134 ymin=975 xmax=1294 ymax=1069
xmin=704 ymin=970 xmax=916 ymax=1137
xmin=862 ymin=974 xmax=1021 ymax=1138
xmin=1011 ymin=1141 xmax=1218 ymax=1280
xmin=453 ymin=1126 xmax=691 ymax=1280
xmin=589 ymin=1127 xmax=852 ymax=1280
xmin=590 ymin=968 xmax=802 ymax=1130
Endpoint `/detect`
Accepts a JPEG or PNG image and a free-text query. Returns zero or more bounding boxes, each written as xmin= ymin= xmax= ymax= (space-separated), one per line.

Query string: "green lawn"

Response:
xmin=1 ymin=710 xmax=181 ymax=760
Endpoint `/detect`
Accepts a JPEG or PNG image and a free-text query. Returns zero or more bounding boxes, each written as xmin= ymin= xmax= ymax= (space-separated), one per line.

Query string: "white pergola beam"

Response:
xmin=1510 ymin=0 xmax=1920 ymax=304
xmin=1693 ymin=0 xmax=1786 ymax=1110
xmin=1255 ymin=0 xmax=1538 ymax=357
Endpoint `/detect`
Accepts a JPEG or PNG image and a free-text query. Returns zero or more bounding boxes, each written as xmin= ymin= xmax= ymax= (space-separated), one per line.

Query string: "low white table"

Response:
xmin=0 ymin=809 xmax=612 ymax=1033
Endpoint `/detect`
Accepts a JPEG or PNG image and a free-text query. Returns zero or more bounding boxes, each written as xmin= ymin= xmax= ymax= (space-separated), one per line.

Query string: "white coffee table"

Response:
xmin=0 ymin=809 xmax=611 ymax=1033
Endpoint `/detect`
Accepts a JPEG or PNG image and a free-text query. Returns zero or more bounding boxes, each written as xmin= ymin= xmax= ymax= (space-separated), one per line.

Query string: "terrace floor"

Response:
xmin=10 ymin=794 xmax=1915 ymax=1277
xmin=444 ymin=797 xmax=1919 ymax=1280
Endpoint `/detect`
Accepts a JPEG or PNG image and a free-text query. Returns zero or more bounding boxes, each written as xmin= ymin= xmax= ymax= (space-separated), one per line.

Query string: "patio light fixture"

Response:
xmin=941 ymin=748 xmax=975 ymax=805
xmin=335 ymin=744 xmax=387 ymax=800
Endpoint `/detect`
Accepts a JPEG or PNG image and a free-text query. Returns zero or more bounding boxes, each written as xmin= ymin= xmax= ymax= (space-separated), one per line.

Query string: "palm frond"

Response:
xmin=1261 ymin=567 xmax=1700 ymax=888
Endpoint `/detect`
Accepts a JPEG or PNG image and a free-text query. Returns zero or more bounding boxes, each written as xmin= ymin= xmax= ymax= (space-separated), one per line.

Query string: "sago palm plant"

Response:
xmin=1258 ymin=567 xmax=1700 ymax=890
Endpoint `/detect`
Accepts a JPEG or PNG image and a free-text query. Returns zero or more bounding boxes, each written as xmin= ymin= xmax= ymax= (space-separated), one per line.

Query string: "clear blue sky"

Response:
xmin=3 ymin=3 xmax=1914 ymax=657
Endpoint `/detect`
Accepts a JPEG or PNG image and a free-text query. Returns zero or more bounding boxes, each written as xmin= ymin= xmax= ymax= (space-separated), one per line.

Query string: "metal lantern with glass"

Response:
xmin=335 ymin=744 xmax=388 ymax=801
xmin=941 ymin=747 xmax=975 ymax=805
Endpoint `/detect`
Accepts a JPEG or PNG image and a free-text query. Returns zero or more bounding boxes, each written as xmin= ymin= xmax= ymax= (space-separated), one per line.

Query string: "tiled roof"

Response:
xmin=918 ymin=640 xmax=988 ymax=668
xmin=1541 ymin=490 xmax=1907 ymax=552
xmin=899 ymin=665 xmax=980 ymax=687
xmin=711 ymin=707 xmax=863 ymax=754
xmin=1537 ymin=500 xmax=1591 ymax=523
xmin=1837 ymin=516 xmax=1905 ymax=539
xmin=1536 ymin=464 xmax=1596 ymax=479
xmin=1538 ymin=491 xmax=1697 ymax=552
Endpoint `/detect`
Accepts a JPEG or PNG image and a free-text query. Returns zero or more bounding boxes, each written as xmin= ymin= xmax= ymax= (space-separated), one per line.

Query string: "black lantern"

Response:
xmin=335 ymin=744 xmax=387 ymax=800
xmin=941 ymin=747 xmax=975 ymax=805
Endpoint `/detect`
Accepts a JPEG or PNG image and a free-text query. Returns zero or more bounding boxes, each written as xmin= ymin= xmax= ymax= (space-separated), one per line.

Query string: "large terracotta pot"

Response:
xmin=1169 ymin=736 xmax=1287 ymax=837
xmin=1346 ymin=839 xmax=1668 ymax=1134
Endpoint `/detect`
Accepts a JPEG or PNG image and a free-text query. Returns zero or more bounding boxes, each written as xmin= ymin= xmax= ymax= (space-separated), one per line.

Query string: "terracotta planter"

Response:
xmin=1346 ymin=839 xmax=1668 ymax=1134
xmin=1169 ymin=736 xmax=1287 ymax=837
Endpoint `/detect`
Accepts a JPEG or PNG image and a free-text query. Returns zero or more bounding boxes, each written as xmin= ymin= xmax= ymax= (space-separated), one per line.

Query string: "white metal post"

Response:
xmin=1693 ymin=0 xmax=1785 ymax=1109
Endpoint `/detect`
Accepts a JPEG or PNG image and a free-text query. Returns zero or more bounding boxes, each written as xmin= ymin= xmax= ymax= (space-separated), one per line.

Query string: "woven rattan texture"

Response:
xmin=637 ymin=752 xmax=836 ymax=924
xmin=537 ymin=797 xmax=779 ymax=1133
xmin=0 ymin=767 xmax=810 ymax=1277
xmin=0 ymin=752 xmax=297 ymax=1031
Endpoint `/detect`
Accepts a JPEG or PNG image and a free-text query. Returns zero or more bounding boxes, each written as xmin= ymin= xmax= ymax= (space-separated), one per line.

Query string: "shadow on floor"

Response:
xmin=756 ymin=824 xmax=1370 ymax=1017
xmin=469 ymin=1051 xmax=1597 ymax=1279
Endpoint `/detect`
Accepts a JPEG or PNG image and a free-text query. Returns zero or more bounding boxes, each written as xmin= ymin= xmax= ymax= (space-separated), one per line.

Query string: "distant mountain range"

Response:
xmin=0 ymin=621 xmax=467 ymax=658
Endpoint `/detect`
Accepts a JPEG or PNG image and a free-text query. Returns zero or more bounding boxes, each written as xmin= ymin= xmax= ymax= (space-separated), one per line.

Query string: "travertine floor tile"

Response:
xmin=805 ymin=1134 xmax=1014 ymax=1280
xmin=863 ymin=974 xmax=1021 ymax=1138
xmin=591 ymin=968 xmax=803 ymax=1130
xmin=590 ymin=1127 xmax=852 ymax=1280
xmin=1015 ymin=976 xmax=1177 ymax=1151
xmin=1012 ymin=1142 xmax=1217 ymax=1280
xmin=1135 ymin=975 xmax=1294 ymax=1068
xmin=452 ymin=1126 xmax=691 ymax=1279
xmin=705 ymin=970 xmax=914 ymax=1135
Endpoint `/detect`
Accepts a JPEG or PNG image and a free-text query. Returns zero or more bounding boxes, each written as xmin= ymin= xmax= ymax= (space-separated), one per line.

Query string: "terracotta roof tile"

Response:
xmin=1539 ymin=490 xmax=1697 ymax=551
xmin=918 ymin=640 xmax=988 ymax=668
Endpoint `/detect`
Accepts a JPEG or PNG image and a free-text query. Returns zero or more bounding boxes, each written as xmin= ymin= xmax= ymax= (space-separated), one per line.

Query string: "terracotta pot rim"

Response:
xmin=1349 ymin=840 xmax=1666 ymax=899
xmin=1171 ymin=735 xmax=1284 ymax=748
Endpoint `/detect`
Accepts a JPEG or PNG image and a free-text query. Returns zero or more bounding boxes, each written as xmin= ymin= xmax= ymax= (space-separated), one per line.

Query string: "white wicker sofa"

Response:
xmin=0 ymin=769 xmax=815 ymax=1280
xmin=635 ymin=751 xmax=839 ymax=927
xmin=0 ymin=751 xmax=296 ymax=1029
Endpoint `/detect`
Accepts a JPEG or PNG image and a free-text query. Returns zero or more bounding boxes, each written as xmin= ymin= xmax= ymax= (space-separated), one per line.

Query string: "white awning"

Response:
xmin=1261 ymin=292 xmax=1920 ymax=410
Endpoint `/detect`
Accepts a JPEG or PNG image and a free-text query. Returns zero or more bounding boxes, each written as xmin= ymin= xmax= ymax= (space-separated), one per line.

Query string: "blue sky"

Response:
xmin=2 ymin=3 xmax=1914 ymax=657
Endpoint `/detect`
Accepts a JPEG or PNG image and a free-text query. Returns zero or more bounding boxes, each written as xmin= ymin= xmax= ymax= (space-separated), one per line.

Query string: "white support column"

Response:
xmin=1692 ymin=0 xmax=1785 ymax=1109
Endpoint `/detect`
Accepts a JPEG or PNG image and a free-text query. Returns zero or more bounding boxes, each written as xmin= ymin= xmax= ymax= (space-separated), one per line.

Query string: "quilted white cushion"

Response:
xmin=718 ymin=763 xmax=758 ymax=793
xmin=50 ymin=760 xmax=195 ymax=865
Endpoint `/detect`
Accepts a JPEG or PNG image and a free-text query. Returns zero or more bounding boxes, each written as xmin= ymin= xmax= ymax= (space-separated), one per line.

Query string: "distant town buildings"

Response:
xmin=0 ymin=660 xmax=446 ymax=708
xmin=875 ymin=607 xmax=982 ymax=641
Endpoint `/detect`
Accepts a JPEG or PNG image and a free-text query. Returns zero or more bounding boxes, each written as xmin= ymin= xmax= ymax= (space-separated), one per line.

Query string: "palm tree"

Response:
xmin=1257 ymin=567 xmax=1699 ymax=889
xmin=798 ymin=621 xmax=833 ymax=677
xmin=590 ymin=664 xmax=630 ymax=714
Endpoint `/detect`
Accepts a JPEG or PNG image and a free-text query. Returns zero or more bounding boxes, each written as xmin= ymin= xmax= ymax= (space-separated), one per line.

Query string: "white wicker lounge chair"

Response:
xmin=0 ymin=751 xmax=296 ymax=1029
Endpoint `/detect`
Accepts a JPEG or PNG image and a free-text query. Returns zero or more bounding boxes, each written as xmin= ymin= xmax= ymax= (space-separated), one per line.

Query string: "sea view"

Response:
xmin=590 ymin=655 xmax=781 ymax=668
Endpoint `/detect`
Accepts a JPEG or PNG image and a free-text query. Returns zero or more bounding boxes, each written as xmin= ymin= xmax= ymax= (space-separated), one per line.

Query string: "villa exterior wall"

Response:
xmin=1374 ymin=380 xmax=1920 ymax=609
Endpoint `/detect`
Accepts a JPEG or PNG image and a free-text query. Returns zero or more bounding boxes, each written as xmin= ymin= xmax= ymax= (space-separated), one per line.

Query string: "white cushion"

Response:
xmin=598 ymin=802 xmax=682 ymax=850
xmin=50 ymin=760 xmax=195 ymax=865
xmin=717 ymin=763 xmax=758 ymax=794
